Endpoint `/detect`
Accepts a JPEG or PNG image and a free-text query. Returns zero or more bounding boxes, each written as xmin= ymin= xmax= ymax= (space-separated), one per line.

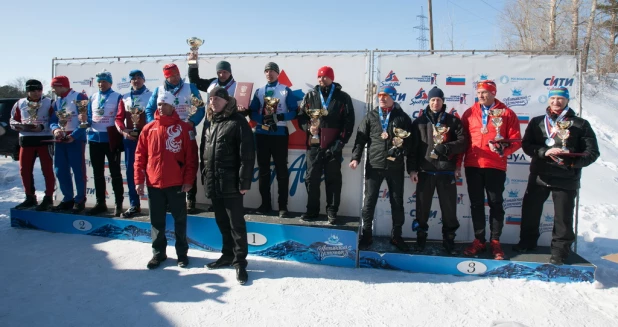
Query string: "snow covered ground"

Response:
xmin=1 ymin=84 xmax=618 ymax=326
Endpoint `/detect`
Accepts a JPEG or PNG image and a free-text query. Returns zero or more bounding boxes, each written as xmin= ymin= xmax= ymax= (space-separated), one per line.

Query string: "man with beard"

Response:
xmin=297 ymin=66 xmax=355 ymax=224
xmin=514 ymin=86 xmax=599 ymax=265
xmin=350 ymin=86 xmax=413 ymax=252
xmin=202 ymin=87 xmax=255 ymax=285
xmin=409 ymin=87 xmax=467 ymax=254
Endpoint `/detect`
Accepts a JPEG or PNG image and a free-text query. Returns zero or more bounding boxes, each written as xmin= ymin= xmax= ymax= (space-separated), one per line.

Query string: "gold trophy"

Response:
xmin=186 ymin=37 xmax=204 ymax=66
xmin=73 ymin=99 xmax=89 ymax=128
xmin=489 ymin=108 xmax=505 ymax=141
xmin=55 ymin=109 xmax=72 ymax=141
xmin=430 ymin=125 xmax=450 ymax=159
xmin=556 ymin=120 xmax=573 ymax=152
xmin=262 ymin=97 xmax=280 ymax=130
xmin=387 ymin=127 xmax=411 ymax=161
xmin=306 ymin=109 xmax=329 ymax=144
xmin=128 ymin=98 xmax=145 ymax=137
xmin=187 ymin=94 xmax=204 ymax=122
xmin=25 ymin=101 xmax=41 ymax=127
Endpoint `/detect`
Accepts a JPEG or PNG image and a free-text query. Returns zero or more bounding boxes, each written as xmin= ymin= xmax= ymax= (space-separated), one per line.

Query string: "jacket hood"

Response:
xmin=208 ymin=97 xmax=238 ymax=122
xmin=155 ymin=109 xmax=181 ymax=126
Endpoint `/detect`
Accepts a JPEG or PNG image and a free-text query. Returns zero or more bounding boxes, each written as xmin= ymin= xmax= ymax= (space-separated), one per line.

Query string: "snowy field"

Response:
xmin=1 ymin=85 xmax=618 ymax=326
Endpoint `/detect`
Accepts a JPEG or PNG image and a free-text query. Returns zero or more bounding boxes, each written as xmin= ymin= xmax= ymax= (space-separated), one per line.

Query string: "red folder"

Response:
xmin=319 ymin=128 xmax=340 ymax=149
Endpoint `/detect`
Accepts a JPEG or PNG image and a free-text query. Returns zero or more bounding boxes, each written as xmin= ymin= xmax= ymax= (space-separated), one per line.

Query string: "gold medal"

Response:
xmin=381 ymin=132 xmax=389 ymax=140
xmin=481 ymin=126 xmax=488 ymax=134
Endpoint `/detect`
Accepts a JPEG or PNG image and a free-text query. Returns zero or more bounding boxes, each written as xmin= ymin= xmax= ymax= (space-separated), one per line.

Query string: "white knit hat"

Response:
xmin=157 ymin=91 xmax=176 ymax=106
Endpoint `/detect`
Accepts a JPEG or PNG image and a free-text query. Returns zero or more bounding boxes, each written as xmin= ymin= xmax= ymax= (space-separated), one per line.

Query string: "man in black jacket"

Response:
xmin=297 ymin=66 xmax=355 ymax=224
xmin=514 ymin=86 xmax=599 ymax=265
xmin=350 ymin=85 xmax=413 ymax=252
xmin=187 ymin=54 xmax=245 ymax=213
xmin=409 ymin=87 xmax=467 ymax=254
xmin=202 ymin=87 xmax=255 ymax=285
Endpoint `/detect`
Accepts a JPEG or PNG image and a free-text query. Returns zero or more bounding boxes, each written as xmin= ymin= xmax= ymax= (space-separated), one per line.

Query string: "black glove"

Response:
xmin=434 ymin=144 xmax=449 ymax=156
xmin=263 ymin=114 xmax=274 ymax=125
xmin=276 ymin=114 xmax=285 ymax=122
xmin=326 ymin=140 xmax=344 ymax=158
xmin=387 ymin=146 xmax=403 ymax=159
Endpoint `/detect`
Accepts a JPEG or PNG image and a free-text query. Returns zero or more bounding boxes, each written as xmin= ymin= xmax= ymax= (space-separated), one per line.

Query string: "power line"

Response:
xmin=480 ymin=0 xmax=503 ymax=14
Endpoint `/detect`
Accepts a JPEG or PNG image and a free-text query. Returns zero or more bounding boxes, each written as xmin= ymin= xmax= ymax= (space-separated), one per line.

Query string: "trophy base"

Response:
xmin=386 ymin=156 xmax=396 ymax=161
xmin=261 ymin=125 xmax=270 ymax=131
xmin=79 ymin=123 xmax=89 ymax=129
xmin=130 ymin=131 xmax=140 ymax=138
xmin=187 ymin=59 xmax=198 ymax=66
xmin=310 ymin=137 xmax=320 ymax=145
xmin=429 ymin=153 xmax=439 ymax=159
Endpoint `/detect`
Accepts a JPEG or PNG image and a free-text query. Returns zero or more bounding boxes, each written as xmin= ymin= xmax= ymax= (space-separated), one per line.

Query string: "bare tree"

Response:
xmin=572 ymin=0 xmax=581 ymax=51
xmin=582 ymin=0 xmax=598 ymax=72
xmin=550 ymin=0 xmax=558 ymax=49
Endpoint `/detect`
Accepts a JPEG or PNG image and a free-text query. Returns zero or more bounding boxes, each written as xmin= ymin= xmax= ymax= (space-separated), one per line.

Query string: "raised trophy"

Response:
xmin=128 ymin=98 xmax=145 ymax=137
xmin=306 ymin=108 xmax=329 ymax=144
xmin=489 ymin=108 xmax=505 ymax=141
xmin=387 ymin=127 xmax=411 ymax=161
xmin=73 ymin=99 xmax=89 ymax=128
xmin=24 ymin=101 xmax=41 ymax=127
xmin=556 ymin=120 xmax=573 ymax=153
xmin=262 ymin=97 xmax=280 ymax=131
xmin=187 ymin=94 xmax=204 ymax=122
xmin=430 ymin=125 xmax=450 ymax=159
xmin=186 ymin=37 xmax=204 ymax=66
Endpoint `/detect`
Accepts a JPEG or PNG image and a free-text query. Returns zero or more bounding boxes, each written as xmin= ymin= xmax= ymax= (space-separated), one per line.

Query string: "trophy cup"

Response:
xmin=55 ymin=109 xmax=72 ymax=141
xmin=186 ymin=37 xmax=204 ymax=66
xmin=489 ymin=108 xmax=505 ymax=141
xmin=306 ymin=109 xmax=329 ymax=144
xmin=387 ymin=127 xmax=411 ymax=161
xmin=128 ymin=99 xmax=144 ymax=137
xmin=430 ymin=125 xmax=450 ymax=159
xmin=73 ymin=99 xmax=89 ymax=128
xmin=24 ymin=101 xmax=41 ymax=127
xmin=556 ymin=120 xmax=573 ymax=152
xmin=262 ymin=97 xmax=280 ymax=131
xmin=187 ymin=94 xmax=204 ymax=122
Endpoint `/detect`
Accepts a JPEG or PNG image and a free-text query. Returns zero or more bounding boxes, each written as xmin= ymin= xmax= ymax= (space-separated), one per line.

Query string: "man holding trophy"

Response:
xmin=350 ymin=86 xmax=413 ymax=252
xmin=115 ymin=69 xmax=152 ymax=218
xmin=85 ymin=71 xmax=125 ymax=216
xmin=10 ymin=79 xmax=55 ymax=211
xmin=515 ymin=86 xmax=599 ymax=265
xmin=49 ymin=76 xmax=90 ymax=213
xmin=297 ymin=66 xmax=355 ymax=224
xmin=458 ymin=80 xmax=521 ymax=260
xmin=249 ymin=62 xmax=299 ymax=218
xmin=409 ymin=87 xmax=467 ymax=254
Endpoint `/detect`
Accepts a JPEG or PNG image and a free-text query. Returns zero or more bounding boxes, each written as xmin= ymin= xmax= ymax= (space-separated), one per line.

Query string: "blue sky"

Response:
xmin=1 ymin=0 xmax=506 ymax=87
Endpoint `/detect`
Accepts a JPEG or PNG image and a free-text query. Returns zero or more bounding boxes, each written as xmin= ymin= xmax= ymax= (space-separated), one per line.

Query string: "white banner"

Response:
xmin=374 ymin=54 xmax=577 ymax=245
xmin=54 ymin=53 xmax=369 ymax=216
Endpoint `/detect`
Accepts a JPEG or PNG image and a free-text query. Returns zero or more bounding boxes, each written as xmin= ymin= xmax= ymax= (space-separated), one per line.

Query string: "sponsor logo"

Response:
xmin=502 ymin=88 xmax=531 ymax=107
xmin=507 ymin=189 xmax=520 ymax=198
xmin=459 ymin=93 xmax=469 ymax=104
xmin=317 ymin=234 xmax=352 ymax=260
xmin=378 ymin=188 xmax=390 ymax=201
xmin=505 ymin=214 xmax=521 ymax=225
xmin=500 ymin=76 xmax=536 ymax=84
xmin=381 ymin=70 xmax=401 ymax=87
xmin=410 ymin=88 xmax=429 ymax=106
xmin=457 ymin=193 xmax=465 ymax=205
xmin=539 ymin=214 xmax=554 ymax=234
xmin=407 ymin=192 xmax=417 ymax=204
xmin=538 ymin=95 xmax=548 ymax=104
xmin=409 ymin=209 xmax=438 ymax=219
xmin=446 ymin=76 xmax=466 ymax=86
xmin=405 ymin=73 xmax=439 ymax=84
xmin=504 ymin=189 xmax=523 ymax=209
xmin=508 ymin=153 xmax=530 ymax=165
xmin=543 ymin=76 xmax=574 ymax=87
xmin=518 ymin=114 xmax=530 ymax=124
xmin=73 ymin=78 xmax=94 ymax=87
xmin=444 ymin=94 xmax=461 ymax=103
xmin=456 ymin=177 xmax=463 ymax=186
xmin=393 ymin=93 xmax=407 ymax=102
xmin=505 ymin=177 xmax=528 ymax=185
xmin=117 ymin=77 xmax=131 ymax=90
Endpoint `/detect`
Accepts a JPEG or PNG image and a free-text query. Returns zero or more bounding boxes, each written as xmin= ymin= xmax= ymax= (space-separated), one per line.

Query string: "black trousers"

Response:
xmin=187 ymin=177 xmax=197 ymax=202
xmin=256 ymin=133 xmax=289 ymax=208
xmin=361 ymin=167 xmax=405 ymax=238
xmin=148 ymin=185 xmax=188 ymax=256
xmin=465 ymin=167 xmax=506 ymax=242
xmin=305 ymin=146 xmax=342 ymax=215
xmin=213 ymin=195 xmax=248 ymax=268
xmin=89 ymin=141 xmax=123 ymax=204
xmin=416 ymin=172 xmax=460 ymax=238
xmin=520 ymin=180 xmax=577 ymax=255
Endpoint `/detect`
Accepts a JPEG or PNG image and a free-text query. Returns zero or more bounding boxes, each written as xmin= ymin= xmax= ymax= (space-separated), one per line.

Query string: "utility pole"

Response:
xmin=428 ymin=0 xmax=434 ymax=53
xmin=414 ymin=6 xmax=429 ymax=51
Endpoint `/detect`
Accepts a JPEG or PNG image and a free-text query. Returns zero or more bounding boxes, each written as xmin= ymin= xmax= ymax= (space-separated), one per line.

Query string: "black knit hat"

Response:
xmin=209 ymin=86 xmax=230 ymax=101
xmin=25 ymin=79 xmax=43 ymax=91
xmin=264 ymin=62 xmax=280 ymax=74
xmin=216 ymin=61 xmax=232 ymax=74
xmin=427 ymin=86 xmax=444 ymax=100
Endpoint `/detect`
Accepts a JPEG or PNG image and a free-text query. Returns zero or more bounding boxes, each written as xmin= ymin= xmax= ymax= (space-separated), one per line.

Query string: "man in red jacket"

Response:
xmin=134 ymin=90 xmax=198 ymax=269
xmin=458 ymin=80 xmax=522 ymax=260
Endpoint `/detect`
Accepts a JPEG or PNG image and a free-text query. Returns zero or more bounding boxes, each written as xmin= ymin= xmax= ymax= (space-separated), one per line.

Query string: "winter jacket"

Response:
xmin=203 ymin=98 xmax=255 ymax=198
xmin=297 ymin=83 xmax=355 ymax=150
xmin=410 ymin=105 xmax=467 ymax=172
xmin=351 ymin=103 xmax=413 ymax=172
xmin=522 ymin=107 xmax=599 ymax=190
xmin=134 ymin=110 xmax=198 ymax=189
xmin=458 ymin=99 xmax=522 ymax=171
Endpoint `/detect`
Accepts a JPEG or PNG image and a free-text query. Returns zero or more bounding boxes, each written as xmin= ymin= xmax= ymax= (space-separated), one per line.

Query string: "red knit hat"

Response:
xmin=163 ymin=63 xmax=180 ymax=78
xmin=317 ymin=66 xmax=335 ymax=81
xmin=477 ymin=80 xmax=497 ymax=95
xmin=51 ymin=76 xmax=70 ymax=88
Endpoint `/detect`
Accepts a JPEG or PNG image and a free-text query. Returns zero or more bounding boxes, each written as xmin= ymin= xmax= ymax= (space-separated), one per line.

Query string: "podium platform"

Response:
xmin=10 ymin=205 xmax=595 ymax=282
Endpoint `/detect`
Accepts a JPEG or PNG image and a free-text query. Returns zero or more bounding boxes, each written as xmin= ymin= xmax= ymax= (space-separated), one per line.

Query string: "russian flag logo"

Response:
xmin=518 ymin=115 xmax=530 ymax=124
xmin=505 ymin=215 xmax=522 ymax=225
xmin=456 ymin=177 xmax=463 ymax=186
xmin=446 ymin=77 xmax=466 ymax=85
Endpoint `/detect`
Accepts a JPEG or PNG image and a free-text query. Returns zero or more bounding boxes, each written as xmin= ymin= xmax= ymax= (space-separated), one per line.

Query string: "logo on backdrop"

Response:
xmin=73 ymin=78 xmax=95 ymax=87
xmin=117 ymin=77 xmax=131 ymax=90
xmin=317 ymin=234 xmax=352 ymax=260
xmin=456 ymin=193 xmax=465 ymax=205
xmin=500 ymin=75 xmax=536 ymax=84
xmin=444 ymin=94 xmax=461 ymax=103
xmin=410 ymin=88 xmax=429 ymax=106
xmin=508 ymin=153 xmax=529 ymax=165
xmin=381 ymin=70 xmax=401 ymax=87
xmin=446 ymin=75 xmax=466 ymax=86
xmin=539 ymin=214 xmax=554 ymax=235
xmin=505 ymin=214 xmax=521 ymax=225
xmin=459 ymin=93 xmax=469 ymax=104
xmin=502 ymin=88 xmax=531 ymax=107
xmin=405 ymin=73 xmax=439 ymax=85
xmin=543 ymin=76 xmax=574 ymax=87
xmin=503 ymin=189 xmax=523 ymax=210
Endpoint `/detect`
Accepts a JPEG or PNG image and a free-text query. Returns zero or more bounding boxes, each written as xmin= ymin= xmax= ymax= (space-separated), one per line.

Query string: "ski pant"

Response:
xmin=304 ymin=146 xmax=342 ymax=215
xmin=361 ymin=167 xmax=405 ymax=238
xmin=123 ymin=139 xmax=140 ymax=207
xmin=89 ymin=141 xmax=124 ymax=205
xmin=415 ymin=171 xmax=460 ymax=238
xmin=148 ymin=185 xmax=188 ymax=256
xmin=256 ymin=133 xmax=288 ymax=208
xmin=20 ymin=145 xmax=55 ymax=197
xmin=520 ymin=179 xmax=577 ymax=255
xmin=213 ymin=195 xmax=248 ymax=268
xmin=465 ymin=167 xmax=506 ymax=243
xmin=54 ymin=140 xmax=87 ymax=203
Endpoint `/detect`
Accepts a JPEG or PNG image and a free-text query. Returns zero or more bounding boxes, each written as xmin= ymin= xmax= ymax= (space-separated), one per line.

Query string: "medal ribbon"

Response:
xmin=319 ymin=83 xmax=335 ymax=110
xmin=481 ymin=104 xmax=490 ymax=131
xmin=544 ymin=109 xmax=568 ymax=139
xmin=378 ymin=107 xmax=391 ymax=134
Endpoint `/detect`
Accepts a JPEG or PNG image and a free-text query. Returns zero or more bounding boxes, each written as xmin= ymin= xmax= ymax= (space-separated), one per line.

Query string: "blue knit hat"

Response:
xmin=378 ymin=85 xmax=397 ymax=96
xmin=427 ymin=86 xmax=444 ymax=100
xmin=548 ymin=86 xmax=569 ymax=100
xmin=96 ymin=70 xmax=113 ymax=84
xmin=129 ymin=69 xmax=145 ymax=80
